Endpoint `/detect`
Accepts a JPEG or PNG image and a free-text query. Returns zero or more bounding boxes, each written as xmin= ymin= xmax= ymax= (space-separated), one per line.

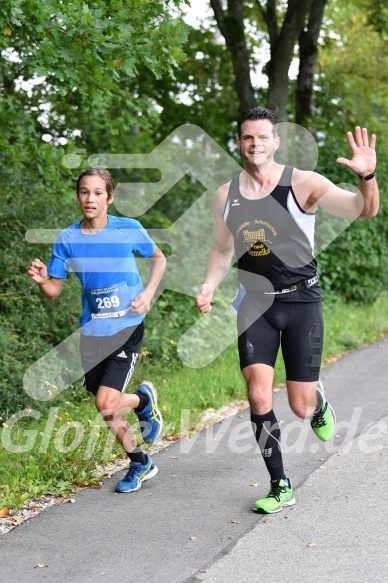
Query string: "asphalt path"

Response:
xmin=1 ymin=336 xmax=387 ymax=583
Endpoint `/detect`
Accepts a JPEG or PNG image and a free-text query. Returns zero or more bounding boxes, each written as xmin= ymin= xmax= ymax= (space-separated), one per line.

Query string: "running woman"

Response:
xmin=28 ymin=168 xmax=166 ymax=493
xmin=196 ymin=107 xmax=379 ymax=513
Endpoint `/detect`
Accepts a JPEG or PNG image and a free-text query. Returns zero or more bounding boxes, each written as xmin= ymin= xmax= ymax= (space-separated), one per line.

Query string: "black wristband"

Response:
xmin=358 ymin=172 xmax=375 ymax=181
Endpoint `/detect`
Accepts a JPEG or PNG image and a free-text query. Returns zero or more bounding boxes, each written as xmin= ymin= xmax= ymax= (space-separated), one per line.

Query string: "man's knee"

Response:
xmin=243 ymin=367 xmax=274 ymax=413
xmin=287 ymin=380 xmax=317 ymax=419
xmin=289 ymin=403 xmax=313 ymax=419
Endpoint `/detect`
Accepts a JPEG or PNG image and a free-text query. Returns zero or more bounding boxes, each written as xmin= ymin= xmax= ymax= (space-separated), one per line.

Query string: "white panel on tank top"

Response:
xmin=223 ymin=197 xmax=230 ymax=222
xmin=286 ymin=190 xmax=315 ymax=253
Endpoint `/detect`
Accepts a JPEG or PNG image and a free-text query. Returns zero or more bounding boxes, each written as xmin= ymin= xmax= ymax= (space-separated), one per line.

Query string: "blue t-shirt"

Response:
xmin=48 ymin=215 xmax=155 ymax=336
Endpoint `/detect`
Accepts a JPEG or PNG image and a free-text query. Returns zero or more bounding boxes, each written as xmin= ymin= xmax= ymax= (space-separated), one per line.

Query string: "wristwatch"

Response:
xmin=358 ymin=172 xmax=375 ymax=181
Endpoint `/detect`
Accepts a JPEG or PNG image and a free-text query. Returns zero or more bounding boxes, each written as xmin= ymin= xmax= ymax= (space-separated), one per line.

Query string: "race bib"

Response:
xmin=85 ymin=281 xmax=135 ymax=319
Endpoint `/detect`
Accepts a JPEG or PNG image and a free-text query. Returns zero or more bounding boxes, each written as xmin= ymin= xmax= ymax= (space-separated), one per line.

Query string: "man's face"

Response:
xmin=238 ymin=119 xmax=280 ymax=167
xmin=77 ymin=175 xmax=113 ymax=220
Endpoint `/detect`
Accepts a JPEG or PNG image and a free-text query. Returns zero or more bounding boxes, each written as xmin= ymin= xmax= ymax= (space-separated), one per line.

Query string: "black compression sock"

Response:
xmin=127 ymin=448 xmax=147 ymax=465
xmin=251 ymin=409 xmax=286 ymax=482
xmin=133 ymin=389 xmax=149 ymax=412
xmin=272 ymin=477 xmax=290 ymax=488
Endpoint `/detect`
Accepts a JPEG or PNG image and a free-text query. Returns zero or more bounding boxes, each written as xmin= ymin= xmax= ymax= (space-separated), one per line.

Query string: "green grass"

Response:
xmin=1 ymin=293 xmax=388 ymax=510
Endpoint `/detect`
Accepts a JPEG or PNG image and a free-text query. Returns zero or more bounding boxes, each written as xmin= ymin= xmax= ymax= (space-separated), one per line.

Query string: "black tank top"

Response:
xmin=224 ymin=166 xmax=321 ymax=302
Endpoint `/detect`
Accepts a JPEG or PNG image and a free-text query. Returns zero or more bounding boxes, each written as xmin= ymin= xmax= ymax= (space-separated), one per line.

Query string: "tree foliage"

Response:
xmin=311 ymin=1 xmax=388 ymax=302
xmin=0 ymin=0 xmax=187 ymax=163
xmin=0 ymin=0 xmax=189 ymax=416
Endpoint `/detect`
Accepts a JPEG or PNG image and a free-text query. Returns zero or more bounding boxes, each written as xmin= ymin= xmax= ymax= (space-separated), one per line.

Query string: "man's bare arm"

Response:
xmin=195 ymin=184 xmax=235 ymax=313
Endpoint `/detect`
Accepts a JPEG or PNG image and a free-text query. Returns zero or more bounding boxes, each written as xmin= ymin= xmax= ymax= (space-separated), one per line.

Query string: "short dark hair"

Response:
xmin=237 ymin=107 xmax=278 ymax=138
xmin=76 ymin=168 xmax=115 ymax=200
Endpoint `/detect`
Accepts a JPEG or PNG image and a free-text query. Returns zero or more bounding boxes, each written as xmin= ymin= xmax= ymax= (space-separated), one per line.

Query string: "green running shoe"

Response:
xmin=311 ymin=380 xmax=336 ymax=441
xmin=253 ymin=479 xmax=296 ymax=514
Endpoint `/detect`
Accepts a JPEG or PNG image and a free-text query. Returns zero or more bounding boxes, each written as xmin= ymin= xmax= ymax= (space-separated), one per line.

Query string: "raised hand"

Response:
xmin=336 ymin=126 xmax=376 ymax=177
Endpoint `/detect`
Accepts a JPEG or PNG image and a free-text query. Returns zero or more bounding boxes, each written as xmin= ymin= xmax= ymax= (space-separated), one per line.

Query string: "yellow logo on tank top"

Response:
xmin=236 ymin=219 xmax=277 ymax=257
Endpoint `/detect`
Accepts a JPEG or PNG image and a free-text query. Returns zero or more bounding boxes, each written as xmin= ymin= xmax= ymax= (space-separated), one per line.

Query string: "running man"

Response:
xmin=28 ymin=168 xmax=166 ymax=493
xmin=196 ymin=107 xmax=379 ymax=513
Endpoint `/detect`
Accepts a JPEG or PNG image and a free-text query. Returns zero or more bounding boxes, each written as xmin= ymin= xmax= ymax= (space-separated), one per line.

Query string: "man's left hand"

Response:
xmin=336 ymin=126 xmax=376 ymax=177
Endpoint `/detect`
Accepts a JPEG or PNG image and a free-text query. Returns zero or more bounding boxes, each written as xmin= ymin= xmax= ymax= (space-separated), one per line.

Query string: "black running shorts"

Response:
xmin=237 ymin=296 xmax=323 ymax=382
xmin=80 ymin=323 xmax=144 ymax=394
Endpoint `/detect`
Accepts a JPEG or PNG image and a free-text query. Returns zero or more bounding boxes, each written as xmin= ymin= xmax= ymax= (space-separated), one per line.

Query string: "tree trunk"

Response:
xmin=296 ymin=0 xmax=329 ymax=134
xmin=210 ymin=0 xmax=257 ymax=112
xmin=262 ymin=0 xmax=315 ymax=121
xmin=210 ymin=0 xmax=329 ymax=128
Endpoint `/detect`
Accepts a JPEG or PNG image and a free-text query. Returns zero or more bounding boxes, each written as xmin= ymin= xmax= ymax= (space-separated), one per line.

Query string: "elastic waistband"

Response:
xmin=264 ymin=274 xmax=319 ymax=295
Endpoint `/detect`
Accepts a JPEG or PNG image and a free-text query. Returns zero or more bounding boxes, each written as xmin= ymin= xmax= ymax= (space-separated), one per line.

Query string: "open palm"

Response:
xmin=336 ymin=126 xmax=376 ymax=177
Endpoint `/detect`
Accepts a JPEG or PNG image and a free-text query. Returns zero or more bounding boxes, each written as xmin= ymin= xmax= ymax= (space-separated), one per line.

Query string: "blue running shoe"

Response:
xmin=135 ymin=381 xmax=163 ymax=443
xmin=115 ymin=454 xmax=158 ymax=493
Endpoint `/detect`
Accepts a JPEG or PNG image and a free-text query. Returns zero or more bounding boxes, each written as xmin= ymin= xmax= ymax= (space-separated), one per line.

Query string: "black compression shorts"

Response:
xmin=80 ymin=323 xmax=144 ymax=394
xmin=237 ymin=297 xmax=323 ymax=382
